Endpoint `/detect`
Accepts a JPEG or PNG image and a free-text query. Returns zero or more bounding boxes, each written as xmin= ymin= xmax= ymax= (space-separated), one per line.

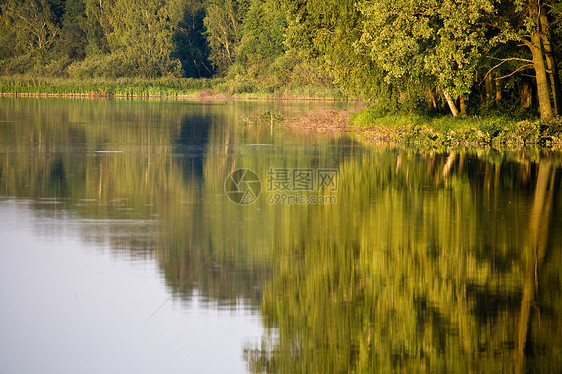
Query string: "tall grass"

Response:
xmin=0 ymin=76 xmax=220 ymax=97
xmin=0 ymin=75 xmax=348 ymax=100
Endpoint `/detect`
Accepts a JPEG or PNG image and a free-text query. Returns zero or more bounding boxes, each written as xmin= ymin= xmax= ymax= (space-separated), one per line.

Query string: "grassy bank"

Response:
xmin=3 ymin=76 xmax=560 ymax=148
xmin=0 ymin=76 xmax=213 ymax=97
xmin=348 ymin=107 xmax=562 ymax=147
xmin=255 ymin=105 xmax=562 ymax=149
xmin=0 ymin=76 xmax=346 ymax=100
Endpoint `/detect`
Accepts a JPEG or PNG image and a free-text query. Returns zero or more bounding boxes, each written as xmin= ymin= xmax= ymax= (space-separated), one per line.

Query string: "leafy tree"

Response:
xmin=280 ymin=0 xmax=392 ymax=101
xmin=0 ymin=0 xmax=560 ymax=118
xmin=172 ymin=0 xmax=213 ymax=77
xmin=106 ymin=0 xmax=184 ymax=78
xmin=356 ymin=0 xmax=496 ymax=116
xmin=56 ymin=0 xmax=88 ymax=61
xmin=237 ymin=0 xmax=286 ymax=72
xmin=81 ymin=0 xmax=111 ymax=56
xmin=518 ymin=0 xmax=559 ymax=120
xmin=480 ymin=0 xmax=562 ymax=120
xmin=203 ymin=0 xmax=249 ymax=75
xmin=0 ymin=0 xmax=61 ymax=72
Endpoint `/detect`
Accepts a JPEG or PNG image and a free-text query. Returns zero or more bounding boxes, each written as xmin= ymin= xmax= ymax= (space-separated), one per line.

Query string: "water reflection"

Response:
xmin=0 ymin=98 xmax=561 ymax=372
xmin=176 ymin=114 xmax=211 ymax=179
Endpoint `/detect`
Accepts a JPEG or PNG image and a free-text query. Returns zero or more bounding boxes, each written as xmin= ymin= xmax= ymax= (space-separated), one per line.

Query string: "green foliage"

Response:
xmin=172 ymin=1 xmax=213 ymax=78
xmin=66 ymin=52 xmax=136 ymax=79
xmin=238 ymin=0 xmax=285 ymax=65
xmin=0 ymin=76 xmax=217 ymax=96
xmin=81 ymin=0 xmax=110 ymax=55
xmin=55 ymin=0 xmax=87 ymax=61
xmin=56 ymin=24 xmax=86 ymax=61
xmin=203 ymin=0 xmax=249 ymax=75
xmin=357 ymin=0 xmax=495 ymax=103
xmin=230 ymin=0 xmax=291 ymax=88
xmin=0 ymin=0 xmax=561 ymax=119
xmin=350 ymin=105 xmax=562 ymax=146
xmin=214 ymin=0 xmax=339 ymax=95
xmin=281 ymin=0 xmax=380 ymax=100
xmin=104 ymin=0 xmax=184 ymax=78
xmin=0 ymin=0 xmax=60 ymax=56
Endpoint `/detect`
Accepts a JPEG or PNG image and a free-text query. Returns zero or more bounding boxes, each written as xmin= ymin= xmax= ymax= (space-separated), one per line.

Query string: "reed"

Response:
xmin=0 ymin=76 xmax=219 ymax=97
xmin=0 ymin=76 xmax=347 ymax=100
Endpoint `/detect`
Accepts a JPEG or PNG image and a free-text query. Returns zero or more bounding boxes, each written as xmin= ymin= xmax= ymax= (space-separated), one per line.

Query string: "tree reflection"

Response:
xmin=244 ymin=150 xmax=562 ymax=373
xmin=0 ymin=98 xmax=561 ymax=372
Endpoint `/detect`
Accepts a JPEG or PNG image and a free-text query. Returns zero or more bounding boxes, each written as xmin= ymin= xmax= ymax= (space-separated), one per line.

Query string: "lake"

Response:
xmin=0 ymin=97 xmax=561 ymax=373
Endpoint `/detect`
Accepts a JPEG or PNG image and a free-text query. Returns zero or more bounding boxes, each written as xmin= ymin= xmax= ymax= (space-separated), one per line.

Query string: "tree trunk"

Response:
xmin=428 ymin=88 xmax=439 ymax=111
xmin=527 ymin=0 xmax=554 ymax=121
xmin=520 ymin=81 xmax=533 ymax=109
xmin=485 ymin=74 xmax=493 ymax=103
xmin=442 ymin=90 xmax=459 ymax=116
xmin=495 ymin=78 xmax=502 ymax=102
xmin=539 ymin=11 xmax=562 ymax=116
xmin=459 ymin=96 xmax=467 ymax=116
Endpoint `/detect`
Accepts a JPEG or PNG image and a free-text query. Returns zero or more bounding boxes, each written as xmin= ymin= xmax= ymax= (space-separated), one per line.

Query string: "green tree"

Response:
xmin=520 ymin=0 xmax=558 ymax=120
xmin=357 ymin=0 xmax=495 ymax=116
xmin=230 ymin=0 xmax=287 ymax=86
xmin=237 ymin=0 xmax=285 ymax=70
xmin=67 ymin=0 xmax=184 ymax=78
xmin=281 ymin=0 xmax=392 ymax=101
xmin=484 ymin=0 xmax=562 ymax=120
xmin=203 ymin=0 xmax=249 ymax=75
xmin=172 ymin=0 xmax=213 ymax=77
xmin=107 ymin=0 xmax=183 ymax=78
xmin=0 ymin=0 xmax=60 ymax=72
xmin=56 ymin=0 xmax=88 ymax=61
xmin=81 ymin=0 xmax=111 ymax=56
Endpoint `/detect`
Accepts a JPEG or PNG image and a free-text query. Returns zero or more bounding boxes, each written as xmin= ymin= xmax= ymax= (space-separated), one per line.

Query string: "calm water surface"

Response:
xmin=0 ymin=97 xmax=561 ymax=373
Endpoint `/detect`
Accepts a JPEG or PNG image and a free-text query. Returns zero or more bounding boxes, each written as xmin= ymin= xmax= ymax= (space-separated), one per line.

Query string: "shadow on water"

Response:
xmin=175 ymin=115 xmax=211 ymax=180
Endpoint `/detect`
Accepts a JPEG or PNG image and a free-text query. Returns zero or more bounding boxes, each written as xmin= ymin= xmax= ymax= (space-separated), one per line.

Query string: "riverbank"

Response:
xmin=0 ymin=76 xmax=346 ymax=101
xmin=352 ymin=111 xmax=562 ymax=147
xmin=279 ymin=106 xmax=562 ymax=148
xmin=2 ymin=77 xmax=561 ymax=148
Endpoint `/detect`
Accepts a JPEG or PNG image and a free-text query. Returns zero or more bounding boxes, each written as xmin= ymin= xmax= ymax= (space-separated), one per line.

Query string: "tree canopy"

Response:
xmin=0 ymin=0 xmax=561 ymax=119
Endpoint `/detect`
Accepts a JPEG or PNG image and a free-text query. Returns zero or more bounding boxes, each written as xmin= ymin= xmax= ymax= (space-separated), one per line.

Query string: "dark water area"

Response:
xmin=0 ymin=97 xmax=561 ymax=373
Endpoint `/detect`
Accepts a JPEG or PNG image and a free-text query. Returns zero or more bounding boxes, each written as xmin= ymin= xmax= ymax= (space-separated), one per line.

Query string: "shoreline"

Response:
xmin=0 ymin=76 xmax=350 ymax=102
xmin=0 ymin=91 xmax=355 ymax=102
xmin=2 ymin=88 xmax=561 ymax=150
xmin=281 ymin=107 xmax=562 ymax=149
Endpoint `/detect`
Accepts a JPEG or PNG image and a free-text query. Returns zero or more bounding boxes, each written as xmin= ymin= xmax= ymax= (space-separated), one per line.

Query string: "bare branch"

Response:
xmin=480 ymin=56 xmax=534 ymax=85
xmin=487 ymin=56 xmax=533 ymax=63
xmin=521 ymin=38 xmax=533 ymax=49
xmin=495 ymin=64 xmax=534 ymax=80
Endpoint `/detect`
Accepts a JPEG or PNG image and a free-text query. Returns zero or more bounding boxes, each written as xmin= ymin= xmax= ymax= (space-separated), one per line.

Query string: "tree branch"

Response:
xmin=487 ymin=56 xmax=533 ymax=63
xmin=480 ymin=56 xmax=534 ymax=84
xmin=495 ymin=64 xmax=534 ymax=80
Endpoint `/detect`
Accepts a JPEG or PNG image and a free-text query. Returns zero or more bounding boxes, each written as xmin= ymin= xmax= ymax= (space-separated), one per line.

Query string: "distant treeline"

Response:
xmin=0 ymin=0 xmax=332 ymax=93
xmin=1 ymin=0 xmax=562 ymax=119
